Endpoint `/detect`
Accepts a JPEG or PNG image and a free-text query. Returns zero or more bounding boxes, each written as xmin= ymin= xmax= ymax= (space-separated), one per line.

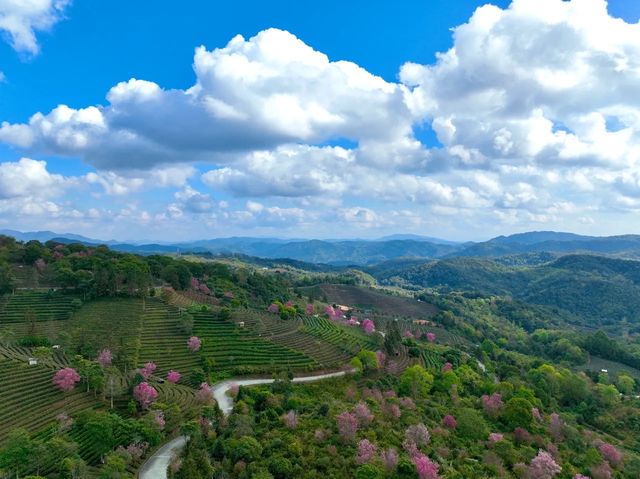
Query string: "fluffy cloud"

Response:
xmin=0 ymin=0 xmax=71 ymax=54
xmin=0 ymin=157 xmax=70 ymax=199
xmin=0 ymin=28 xmax=412 ymax=170
xmin=401 ymin=0 xmax=640 ymax=171
xmin=86 ymin=165 xmax=194 ymax=195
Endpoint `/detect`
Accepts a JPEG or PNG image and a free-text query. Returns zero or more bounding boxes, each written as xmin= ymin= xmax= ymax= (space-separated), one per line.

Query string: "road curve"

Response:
xmin=139 ymin=369 xmax=352 ymax=479
xmin=138 ymin=435 xmax=187 ymax=479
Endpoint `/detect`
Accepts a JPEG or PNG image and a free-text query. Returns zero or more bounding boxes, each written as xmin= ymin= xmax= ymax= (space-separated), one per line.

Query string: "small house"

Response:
xmin=238 ymin=321 xmax=245 ymax=328
xmin=28 ymin=358 xmax=38 ymax=366
xmin=52 ymin=344 xmax=61 ymax=350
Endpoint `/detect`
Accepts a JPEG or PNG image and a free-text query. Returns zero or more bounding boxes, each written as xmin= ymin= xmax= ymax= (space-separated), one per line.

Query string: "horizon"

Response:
xmin=0 ymin=226 xmax=632 ymax=245
xmin=2 ymin=1 xmax=640 ymax=240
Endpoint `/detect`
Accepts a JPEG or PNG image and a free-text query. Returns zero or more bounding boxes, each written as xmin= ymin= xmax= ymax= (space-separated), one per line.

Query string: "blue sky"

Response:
xmin=1 ymin=0 xmax=640 ymax=241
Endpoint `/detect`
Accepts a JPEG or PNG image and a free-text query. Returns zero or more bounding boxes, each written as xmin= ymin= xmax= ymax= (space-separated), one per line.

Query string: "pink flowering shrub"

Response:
xmin=405 ymin=423 xmax=431 ymax=447
xmin=166 ymin=370 xmax=181 ymax=383
xmin=384 ymin=402 xmax=401 ymax=419
xmin=375 ymin=350 xmax=386 ymax=367
xmin=442 ymin=362 xmax=453 ymax=372
xmin=199 ymin=283 xmax=211 ymax=295
xmin=426 ymin=332 xmax=436 ymax=343
xmin=97 ymin=348 xmax=112 ymax=367
xmin=283 ymin=410 xmax=298 ymax=429
xmin=400 ymin=397 xmax=416 ymax=410
xmin=482 ymin=392 xmax=504 ymax=417
xmin=305 ymin=303 xmax=314 ymax=315
xmin=549 ymin=413 xmax=564 ymax=442
xmin=527 ymin=450 xmax=561 ymax=479
xmin=268 ymin=303 xmax=279 ymax=314
xmin=488 ymin=432 xmax=504 ymax=444
xmin=532 ymin=407 xmax=543 ymax=422
xmin=381 ymin=447 xmax=398 ymax=471
xmin=356 ymin=439 xmax=377 ymax=465
xmin=187 ymin=336 xmax=201 ymax=352
xmin=336 ymin=411 xmax=358 ymax=442
xmin=133 ymin=382 xmax=158 ymax=408
xmin=442 ymin=415 xmax=457 ymax=429
xmin=52 ymin=368 xmax=81 ymax=392
xmin=196 ymin=382 xmax=212 ymax=403
xmin=598 ymin=442 xmax=623 ymax=468
xmin=140 ymin=361 xmax=156 ymax=380
xmin=413 ymin=453 xmax=440 ymax=479
xmin=362 ymin=319 xmax=375 ymax=334
xmin=354 ymin=402 xmax=374 ymax=425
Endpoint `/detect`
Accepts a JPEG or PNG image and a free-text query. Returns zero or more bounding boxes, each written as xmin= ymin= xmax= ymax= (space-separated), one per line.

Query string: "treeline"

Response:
xmin=0 ymin=236 xmax=291 ymax=305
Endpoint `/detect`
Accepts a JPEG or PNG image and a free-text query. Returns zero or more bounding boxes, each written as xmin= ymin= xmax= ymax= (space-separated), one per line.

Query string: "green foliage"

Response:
xmin=399 ymin=364 xmax=433 ymax=399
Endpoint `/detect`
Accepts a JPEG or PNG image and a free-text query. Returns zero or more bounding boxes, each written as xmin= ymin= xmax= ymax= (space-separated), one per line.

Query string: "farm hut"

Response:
xmin=28 ymin=358 xmax=38 ymax=366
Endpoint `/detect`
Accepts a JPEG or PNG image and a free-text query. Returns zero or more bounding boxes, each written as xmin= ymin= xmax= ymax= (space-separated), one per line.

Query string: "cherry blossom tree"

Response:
xmin=362 ymin=319 xmax=375 ymax=334
xmin=166 ymin=370 xmax=181 ymax=383
xmin=354 ymin=402 xmax=374 ymax=425
xmin=527 ymin=450 xmax=561 ymax=479
xmin=268 ymin=303 xmax=279 ymax=314
xmin=52 ymin=368 xmax=81 ymax=392
xmin=426 ymin=332 xmax=436 ymax=343
xmin=198 ymin=283 xmax=211 ymax=295
xmin=482 ymin=392 xmax=504 ymax=417
xmin=514 ymin=427 xmax=532 ymax=444
xmin=229 ymin=383 xmax=239 ymax=398
xmin=187 ymin=336 xmax=201 ymax=352
xmin=549 ymin=413 xmax=564 ymax=442
xmin=598 ymin=443 xmax=623 ymax=468
xmin=413 ymin=453 xmax=440 ymax=479
xmin=283 ymin=410 xmax=298 ymax=429
xmin=285 ymin=300 xmax=294 ymax=308
xmin=442 ymin=362 xmax=453 ymax=372
xmin=381 ymin=448 xmax=398 ymax=472
xmin=336 ymin=411 xmax=358 ymax=442
xmin=190 ymin=277 xmax=199 ymax=289
xmin=405 ymin=424 xmax=431 ymax=447
xmin=140 ymin=361 xmax=156 ymax=379
xmin=532 ymin=407 xmax=543 ymax=422
xmin=97 ymin=348 xmax=112 ymax=367
xmin=356 ymin=439 xmax=377 ymax=465
xmin=196 ymin=382 xmax=212 ymax=404
xmin=384 ymin=402 xmax=401 ymax=419
xmin=488 ymin=433 xmax=504 ymax=444
xmin=400 ymin=397 xmax=416 ymax=410
xmin=305 ymin=303 xmax=314 ymax=315
xmin=133 ymin=382 xmax=158 ymax=408
xmin=442 ymin=415 xmax=457 ymax=429
xmin=573 ymin=475 xmax=590 ymax=479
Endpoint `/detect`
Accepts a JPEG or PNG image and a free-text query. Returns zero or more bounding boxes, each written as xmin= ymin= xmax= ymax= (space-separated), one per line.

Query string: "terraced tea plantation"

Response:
xmin=193 ymin=310 xmax=319 ymax=373
xmin=302 ymin=316 xmax=380 ymax=353
xmin=0 ymin=357 xmax=101 ymax=442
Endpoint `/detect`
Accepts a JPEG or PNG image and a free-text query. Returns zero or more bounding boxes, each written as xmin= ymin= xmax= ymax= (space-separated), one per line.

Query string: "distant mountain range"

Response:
xmin=3 ymin=229 xmax=640 ymax=265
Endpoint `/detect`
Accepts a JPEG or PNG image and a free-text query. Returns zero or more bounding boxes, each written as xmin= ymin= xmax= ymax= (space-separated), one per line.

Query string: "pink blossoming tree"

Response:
xmin=336 ymin=411 xmax=358 ymax=442
xmin=97 ymin=348 xmax=113 ymax=367
xmin=167 ymin=370 xmax=181 ymax=383
xmin=133 ymin=382 xmax=158 ymax=408
xmin=527 ymin=450 xmax=561 ymax=479
xmin=413 ymin=453 xmax=440 ymax=479
xmin=187 ymin=336 xmax=201 ymax=352
xmin=52 ymin=368 xmax=81 ymax=392
xmin=362 ymin=319 xmax=375 ymax=334
xmin=354 ymin=402 xmax=374 ymax=425
xmin=283 ymin=410 xmax=298 ymax=429
xmin=442 ymin=415 xmax=457 ymax=429
xmin=381 ymin=448 xmax=398 ymax=472
xmin=426 ymin=332 xmax=436 ymax=343
xmin=356 ymin=439 xmax=377 ymax=465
